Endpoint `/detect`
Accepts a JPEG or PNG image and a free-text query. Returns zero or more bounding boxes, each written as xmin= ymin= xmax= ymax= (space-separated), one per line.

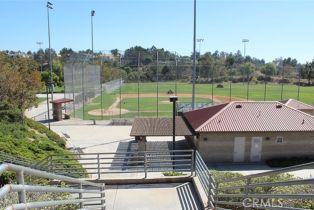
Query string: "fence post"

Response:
xmin=97 ymin=154 xmax=101 ymax=180
xmin=17 ymin=171 xmax=26 ymax=204
xmin=79 ymin=183 xmax=84 ymax=208
xmin=191 ymin=150 xmax=195 ymax=176
xmin=144 ymin=152 xmax=147 ymax=178
xmin=101 ymin=183 xmax=106 ymax=210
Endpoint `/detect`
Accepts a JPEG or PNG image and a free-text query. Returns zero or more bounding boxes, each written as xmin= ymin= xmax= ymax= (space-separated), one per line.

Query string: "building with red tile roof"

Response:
xmin=279 ymin=99 xmax=314 ymax=115
xmin=182 ymin=101 xmax=314 ymax=163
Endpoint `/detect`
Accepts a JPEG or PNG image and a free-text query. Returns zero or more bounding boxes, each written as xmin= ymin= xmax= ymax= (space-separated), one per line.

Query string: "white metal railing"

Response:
xmin=215 ymin=162 xmax=314 ymax=210
xmin=194 ymin=151 xmax=215 ymax=208
xmin=40 ymin=150 xmax=194 ymax=179
xmin=0 ymin=163 xmax=105 ymax=210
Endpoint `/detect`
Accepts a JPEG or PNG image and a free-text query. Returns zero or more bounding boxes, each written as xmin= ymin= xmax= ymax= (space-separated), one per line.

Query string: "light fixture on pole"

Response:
xmin=91 ymin=10 xmax=95 ymax=54
xmin=47 ymin=1 xmax=53 ymax=100
xmin=36 ymin=41 xmax=43 ymax=73
xmin=242 ymin=39 xmax=249 ymax=100
xmin=191 ymin=0 xmax=197 ymax=110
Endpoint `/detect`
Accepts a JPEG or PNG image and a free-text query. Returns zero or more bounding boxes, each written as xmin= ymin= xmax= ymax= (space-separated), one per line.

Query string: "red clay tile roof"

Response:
xmin=50 ymin=98 xmax=73 ymax=104
xmin=183 ymin=101 xmax=314 ymax=132
xmin=280 ymin=99 xmax=314 ymax=111
xmin=183 ymin=103 xmax=228 ymax=130
xmin=130 ymin=117 xmax=194 ymax=136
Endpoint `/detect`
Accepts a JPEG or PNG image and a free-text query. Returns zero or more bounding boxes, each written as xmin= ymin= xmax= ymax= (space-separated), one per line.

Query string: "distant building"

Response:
xmin=280 ymin=99 xmax=314 ymax=115
xmin=183 ymin=101 xmax=314 ymax=163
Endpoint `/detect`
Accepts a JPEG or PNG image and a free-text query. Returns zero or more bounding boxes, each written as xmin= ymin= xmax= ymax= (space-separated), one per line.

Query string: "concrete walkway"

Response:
xmin=105 ymin=183 xmax=201 ymax=210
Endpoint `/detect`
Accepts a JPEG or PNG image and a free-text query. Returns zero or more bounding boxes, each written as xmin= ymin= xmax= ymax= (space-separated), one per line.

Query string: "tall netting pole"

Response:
xmin=119 ymin=54 xmax=122 ymax=119
xmin=100 ymin=55 xmax=104 ymax=120
xmin=175 ymin=54 xmax=178 ymax=96
xmin=82 ymin=61 xmax=85 ymax=120
xmin=156 ymin=51 xmax=159 ymax=118
xmin=137 ymin=52 xmax=140 ymax=116
xmin=297 ymin=66 xmax=301 ymax=100
xmin=281 ymin=63 xmax=285 ymax=100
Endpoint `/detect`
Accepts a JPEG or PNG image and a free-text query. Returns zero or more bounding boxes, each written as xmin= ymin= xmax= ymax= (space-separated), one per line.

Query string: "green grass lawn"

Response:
xmin=70 ymin=82 xmax=314 ymax=120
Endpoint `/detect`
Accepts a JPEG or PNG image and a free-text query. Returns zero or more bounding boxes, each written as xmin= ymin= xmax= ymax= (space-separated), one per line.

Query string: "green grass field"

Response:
xmin=73 ymin=82 xmax=314 ymax=120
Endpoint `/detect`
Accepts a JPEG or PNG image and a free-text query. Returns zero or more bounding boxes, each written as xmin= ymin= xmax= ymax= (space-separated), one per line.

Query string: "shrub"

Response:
xmin=0 ymin=102 xmax=23 ymax=123
xmin=216 ymin=84 xmax=224 ymax=88
xmin=162 ymin=171 xmax=186 ymax=176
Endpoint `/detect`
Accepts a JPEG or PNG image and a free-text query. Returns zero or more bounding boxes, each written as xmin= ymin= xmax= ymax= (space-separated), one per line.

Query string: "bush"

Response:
xmin=216 ymin=84 xmax=224 ymax=88
xmin=0 ymin=102 xmax=23 ymax=123
xmin=162 ymin=171 xmax=186 ymax=176
xmin=25 ymin=118 xmax=66 ymax=148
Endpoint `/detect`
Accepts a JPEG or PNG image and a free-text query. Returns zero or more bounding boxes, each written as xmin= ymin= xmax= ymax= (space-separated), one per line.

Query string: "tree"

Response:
xmin=0 ymin=52 xmax=42 ymax=111
xmin=301 ymin=61 xmax=314 ymax=85
xmin=240 ymin=62 xmax=256 ymax=81
xmin=262 ymin=63 xmax=276 ymax=76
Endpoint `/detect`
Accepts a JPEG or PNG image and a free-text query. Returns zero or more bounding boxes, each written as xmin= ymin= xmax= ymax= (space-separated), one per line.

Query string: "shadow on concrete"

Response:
xmin=176 ymin=182 xmax=202 ymax=210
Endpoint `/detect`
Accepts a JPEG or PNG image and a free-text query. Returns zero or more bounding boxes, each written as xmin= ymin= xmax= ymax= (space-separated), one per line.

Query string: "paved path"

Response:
xmin=105 ymin=183 xmax=201 ymax=210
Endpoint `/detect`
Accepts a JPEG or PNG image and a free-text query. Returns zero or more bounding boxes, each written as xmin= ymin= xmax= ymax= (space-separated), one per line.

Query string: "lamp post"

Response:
xmin=169 ymin=96 xmax=178 ymax=150
xmin=36 ymin=41 xmax=43 ymax=73
xmin=242 ymin=39 xmax=249 ymax=100
xmin=192 ymin=0 xmax=197 ymax=110
xmin=47 ymin=1 xmax=53 ymax=100
xmin=91 ymin=10 xmax=95 ymax=54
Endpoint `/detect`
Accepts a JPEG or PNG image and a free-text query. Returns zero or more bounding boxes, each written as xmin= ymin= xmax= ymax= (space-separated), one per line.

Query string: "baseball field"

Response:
xmin=73 ymin=82 xmax=314 ymax=120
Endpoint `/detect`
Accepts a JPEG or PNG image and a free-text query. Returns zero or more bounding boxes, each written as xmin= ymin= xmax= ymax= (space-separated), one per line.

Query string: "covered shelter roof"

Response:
xmin=130 ymin=117 xmax=194 ymax=137
xmin=50 ymin=98 xmax=73 ymax=105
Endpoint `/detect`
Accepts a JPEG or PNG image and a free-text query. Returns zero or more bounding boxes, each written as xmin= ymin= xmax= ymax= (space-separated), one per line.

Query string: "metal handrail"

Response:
xmin=0 ymin=163 xmax=105 ymax=210
xmin=215 ymin=161 xmax=314 ymax=210
xmin=43 ymin=150 xmax=195 ymax=179
xmin=194 ymin=151 xmax=215 ymax=208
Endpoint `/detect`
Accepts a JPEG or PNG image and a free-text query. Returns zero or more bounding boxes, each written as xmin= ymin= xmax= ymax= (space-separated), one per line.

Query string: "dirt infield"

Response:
xmin=88 ymin=97 xmax=129 ymax=116
xmin=88 ymin=94 xmax=244 ymax=117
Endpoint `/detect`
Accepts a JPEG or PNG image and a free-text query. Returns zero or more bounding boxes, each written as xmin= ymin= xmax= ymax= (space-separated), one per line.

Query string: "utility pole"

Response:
xmin=137 ymin=52 xmax=140 ymax=116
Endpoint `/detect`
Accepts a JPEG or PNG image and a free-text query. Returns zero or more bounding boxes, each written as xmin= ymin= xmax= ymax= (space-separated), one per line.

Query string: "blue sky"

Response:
xmin=1 ymin=0 xmax=314 ymax=63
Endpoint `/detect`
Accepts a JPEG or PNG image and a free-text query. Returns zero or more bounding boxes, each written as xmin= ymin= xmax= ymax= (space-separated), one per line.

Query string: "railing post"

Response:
xmin=191 ymin=150 xmax=195 ymax=176
xmin=97 ymin=154 xmax=101 ymax=180
xmin=207 ymin=173 xmax=215 ymax=208
xmin=144 ymin=152 xmax=147 ymax=178
xmin=101 ymin=183 xmax=106 ymax=210
xmin=79 ymin=183 xmax=84 ymax=208
xmin=244 ymin=178 xmax=251 ymax=210
xmin=17 ymin=171 xmax=26 ymax=204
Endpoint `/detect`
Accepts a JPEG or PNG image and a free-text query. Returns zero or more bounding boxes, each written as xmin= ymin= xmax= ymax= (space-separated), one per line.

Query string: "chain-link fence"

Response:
xmin=62 ymin=51 xmax=313 ymax=121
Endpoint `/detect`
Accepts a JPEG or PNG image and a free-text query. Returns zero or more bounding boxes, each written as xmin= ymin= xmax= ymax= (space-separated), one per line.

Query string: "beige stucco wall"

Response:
xmin=191 ymin=132 xmax=314 ymax=163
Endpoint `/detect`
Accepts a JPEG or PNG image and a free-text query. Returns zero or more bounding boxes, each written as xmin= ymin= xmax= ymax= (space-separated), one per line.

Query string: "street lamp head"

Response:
xmin=91 ymin=10 xmax=95 ymax=16
xmin=47 ymin=1 xmax=53 ymax=9
xmin=169 ymin=95 xmax=178 ymax=102
xmin=242 ymin=39 xmax=249 ymax=43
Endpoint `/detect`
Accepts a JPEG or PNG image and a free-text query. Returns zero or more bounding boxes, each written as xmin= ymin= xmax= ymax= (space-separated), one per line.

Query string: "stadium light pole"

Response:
xmin=47 ymin=1 xmax=54 ymax=101
xmin=242 ymin=39 xmax=249 ymax=100
xmin=192 ymin=0 xmax=197 ymax=110
xmin=36 ymin=41 xmax=43 ymax=73
xmin=91 ymin=10 xmax=95 ymax=54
